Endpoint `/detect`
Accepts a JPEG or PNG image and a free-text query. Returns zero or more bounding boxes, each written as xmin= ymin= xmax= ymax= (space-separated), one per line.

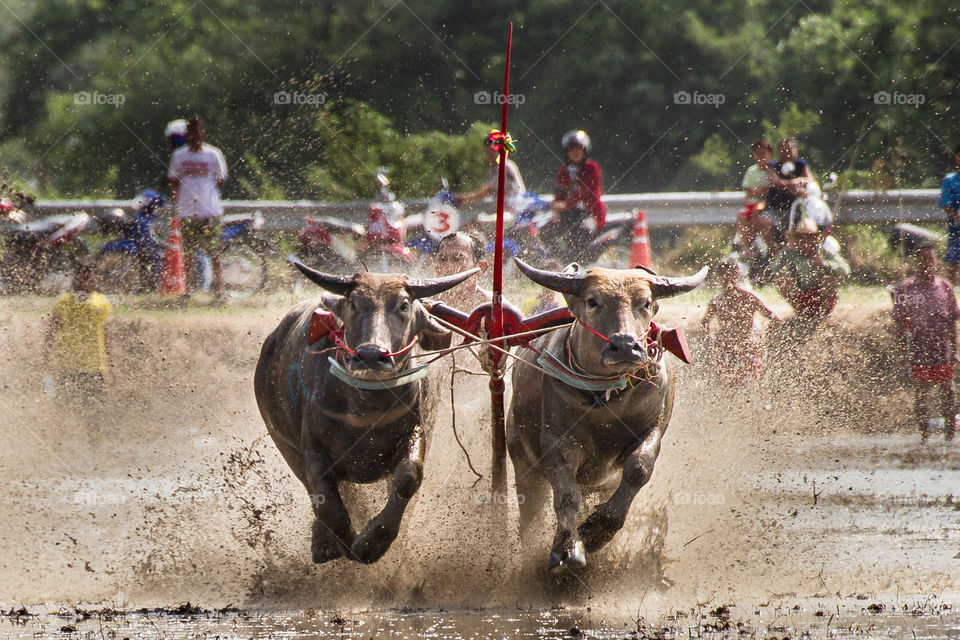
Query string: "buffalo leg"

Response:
xmin=579 ymin=428 xmax=663 ymax=552
xmin=350 ymin=425 xmax=425 ymax=564
xmin=508 ymin=436 xmax=549 ymax=550
xmin=303 ymin=447 xmax=355 ymax=564
xmin=540 ymin=432 xmax=585 ymax=571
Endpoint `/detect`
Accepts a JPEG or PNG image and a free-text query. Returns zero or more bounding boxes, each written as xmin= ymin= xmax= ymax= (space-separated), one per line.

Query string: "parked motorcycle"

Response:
xmin=0 ymin=202 xmax=92 ymax=294
xmin=356 ymin=169 xmax=417 ymax=272
xmin=493 ymin=192 xmax=634 ymax=266
xmin=294 ymin=215 xmax=363 ymax=275
xmin=94 ymin=190 xmax=274 ymax=297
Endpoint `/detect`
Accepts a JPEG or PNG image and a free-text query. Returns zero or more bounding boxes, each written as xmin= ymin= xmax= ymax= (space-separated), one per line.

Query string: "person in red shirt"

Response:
xmin=543 ymin=130 xmax=607 ymax=263
xmin=892 ymin=244 xmax=960 ymax=440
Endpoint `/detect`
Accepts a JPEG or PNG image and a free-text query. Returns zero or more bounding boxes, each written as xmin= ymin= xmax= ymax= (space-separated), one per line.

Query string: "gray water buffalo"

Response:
xmin=254 ymin=260 xmax=477 ymax=564
xmin=507 ymin=259 xmax=707 ymax=571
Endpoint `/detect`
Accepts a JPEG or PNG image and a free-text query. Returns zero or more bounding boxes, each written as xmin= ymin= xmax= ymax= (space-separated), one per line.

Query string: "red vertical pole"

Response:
xmin=489 ymin=23 xmax=513 ymax=497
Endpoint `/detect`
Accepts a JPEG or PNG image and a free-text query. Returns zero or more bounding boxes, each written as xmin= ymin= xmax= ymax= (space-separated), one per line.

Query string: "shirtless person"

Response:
xmin=702 ymin=258 xmax=780 ymax=382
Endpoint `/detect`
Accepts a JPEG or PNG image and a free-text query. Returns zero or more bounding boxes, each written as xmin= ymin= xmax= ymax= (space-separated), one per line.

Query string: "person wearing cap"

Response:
xmin=767 ymin=215 xmax=849 ymax=321
xmin=167 ymin=115 xmax=228 ymax=301
xmin=892 ymin=244 xmax=960 ymax=441
xmin=701 ymin=258 xmax=780 ymax=383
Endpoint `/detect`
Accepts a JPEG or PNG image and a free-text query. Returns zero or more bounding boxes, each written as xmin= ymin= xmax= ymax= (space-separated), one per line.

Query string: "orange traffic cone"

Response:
xmin=160 ymin=217 xmax=186 ymax=295
xmin=630 ymin=209 xmax=653 ymax=269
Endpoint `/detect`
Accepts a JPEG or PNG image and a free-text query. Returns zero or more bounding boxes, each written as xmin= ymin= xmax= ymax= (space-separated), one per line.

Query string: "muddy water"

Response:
xmin=0 ymin=293 xmax=958 ymax=637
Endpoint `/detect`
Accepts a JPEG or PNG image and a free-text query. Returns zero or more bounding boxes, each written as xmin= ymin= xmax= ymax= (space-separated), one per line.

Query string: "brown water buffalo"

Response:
xmin=507 ymin=259 xmax=707 ymax=571
xmin=254 ymin=259 xmax=478 ymax=564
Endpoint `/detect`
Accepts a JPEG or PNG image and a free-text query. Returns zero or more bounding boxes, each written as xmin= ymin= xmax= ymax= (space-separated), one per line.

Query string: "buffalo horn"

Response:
xmin=648 ymin=266 xmax=709 ymax=299
xmin=287 ymin=256 xmax=356 ymax=296
xmin=514 ymin=258 xmax=587 ymax=295
xmin=406 ymin=267 xmax=481 ymax=299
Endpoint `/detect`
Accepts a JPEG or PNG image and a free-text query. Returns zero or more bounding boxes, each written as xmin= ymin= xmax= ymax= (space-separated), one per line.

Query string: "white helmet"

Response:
xmin=164 ymin=119 xmax=188 ymax=150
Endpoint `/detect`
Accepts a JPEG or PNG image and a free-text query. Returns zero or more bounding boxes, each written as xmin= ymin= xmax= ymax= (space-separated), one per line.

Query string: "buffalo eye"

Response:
xmin=637 ymin=299 xmax=652 ymax=311
xmin=399 ymin=300 xmax=411 ymax=313
xmin=586 ymin=297 xmax=599 ymax=309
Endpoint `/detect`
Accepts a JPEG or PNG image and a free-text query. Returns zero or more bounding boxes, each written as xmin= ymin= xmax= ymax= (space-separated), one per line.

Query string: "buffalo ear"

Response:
xmin=414 ymin=302 xmax=452 ymax=350
xmin=320 ymin=293 xmax=345 ymax=317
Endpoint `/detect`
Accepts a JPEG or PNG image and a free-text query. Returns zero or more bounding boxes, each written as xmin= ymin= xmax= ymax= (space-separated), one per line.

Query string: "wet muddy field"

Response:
xmin=0 ymin=289 xmax=957 ymax=637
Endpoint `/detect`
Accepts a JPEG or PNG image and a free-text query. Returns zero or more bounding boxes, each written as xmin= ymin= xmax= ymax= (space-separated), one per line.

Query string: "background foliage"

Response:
xmin=1 ymin=0 xmax=958 ymax=200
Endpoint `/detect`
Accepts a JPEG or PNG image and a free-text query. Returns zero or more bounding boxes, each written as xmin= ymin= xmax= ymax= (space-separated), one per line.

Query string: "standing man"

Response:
xmin=938 ymin=144 xmax=960 ymax=285
xmin=168 ymin=116 xmax=228 ymax=301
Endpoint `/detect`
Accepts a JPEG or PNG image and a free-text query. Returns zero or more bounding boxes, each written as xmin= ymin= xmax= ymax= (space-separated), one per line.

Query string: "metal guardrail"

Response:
xmin=32 ymin=189 xmax=946 ymax=231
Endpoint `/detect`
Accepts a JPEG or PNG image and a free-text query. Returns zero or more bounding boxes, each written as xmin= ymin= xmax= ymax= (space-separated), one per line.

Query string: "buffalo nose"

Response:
xmin=353 ymin=344 xmax=392 ymax=367
xmin=606 ymin=334 xmax=643 ymax=358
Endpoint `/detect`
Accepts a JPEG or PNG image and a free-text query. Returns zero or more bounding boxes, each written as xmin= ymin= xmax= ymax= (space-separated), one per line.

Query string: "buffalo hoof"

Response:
xmin=578 ymin=511 xmax=625 ymax=552
xmin=311 ymin=519 xmax=350 ymax=564
xmin=350 ymin=523 xmax=397 ymax=564
xmin=548 ymin=540 xmax=586 ymax=572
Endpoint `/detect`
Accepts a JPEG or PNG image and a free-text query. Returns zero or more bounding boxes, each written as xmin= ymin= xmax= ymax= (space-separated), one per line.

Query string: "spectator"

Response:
xmin=937 ymin=143 xmax=960 ymax=285
xmin=736 ymin=139 xmax=774 ymax=257
xmin=756 ymin=137 xmax=813 ymax=255
xmin=544 ymin=130 xmax=606 ymax=263
xmin=892 ymin=244 xmax=959 ymax=441
xmin=43 ymin=265 xmax=112 ymax=402
xmin=168 ymin=116 xmax=228 ymax=301
xmin=455 ymin=135 xmax=526 ymax=214
xmin=701 ymin=258 xmax=779 ymax=383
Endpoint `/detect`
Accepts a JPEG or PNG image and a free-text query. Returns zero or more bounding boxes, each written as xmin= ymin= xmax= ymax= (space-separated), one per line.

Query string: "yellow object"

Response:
xmin=52 ymin=292 xmax=111 ymax=374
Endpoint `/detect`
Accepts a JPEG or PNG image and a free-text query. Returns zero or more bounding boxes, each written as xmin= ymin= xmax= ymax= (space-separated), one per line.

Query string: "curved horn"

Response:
xmin=514 ymin=257 xmax=587 ymax=295
xmin=287 ymin=255 xmax=356 ymax=296
xmin=648 ymin=266 xmax=709 ymax=299
xmin=406 ymin=267 xmax=481 ymax=299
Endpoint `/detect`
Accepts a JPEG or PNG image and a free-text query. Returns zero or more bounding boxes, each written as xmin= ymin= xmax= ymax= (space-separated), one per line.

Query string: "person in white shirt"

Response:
xmin=455 ymin=138 xmax=526 ymax=213
xmin=168 ymin=116 xmax=228 ymax=299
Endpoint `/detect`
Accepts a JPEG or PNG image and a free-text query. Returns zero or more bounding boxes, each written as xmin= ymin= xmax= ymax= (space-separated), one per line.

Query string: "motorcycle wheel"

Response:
xmin=93 ymin=253 xmax=145 ymax=294
xmin=219 ymin=244 xmax=268 ymax=297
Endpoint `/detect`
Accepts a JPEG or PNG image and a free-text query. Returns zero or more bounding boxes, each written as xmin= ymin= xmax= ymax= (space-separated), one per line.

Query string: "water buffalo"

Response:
xmin=507 ymin=259 xmax=707 ymax=571
xmin=254 ymin=260 xmax=478 ymax=564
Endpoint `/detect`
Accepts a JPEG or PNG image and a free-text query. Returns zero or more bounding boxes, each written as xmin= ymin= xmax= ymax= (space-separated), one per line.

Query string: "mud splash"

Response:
xmin=0 ymin=291 xmax=956 ymax=620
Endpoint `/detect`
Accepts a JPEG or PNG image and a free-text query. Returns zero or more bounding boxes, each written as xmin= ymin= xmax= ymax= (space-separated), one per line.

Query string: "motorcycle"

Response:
xmin=94 ymin=190 xmax=274 ymax=297
xmin=733 ymin=172 xmax=841 ymax=285
xmin=294 ymin=215 xmax=364 ymax=275
xmin=496 ymin=192 xmax=634 ymax=266
xmin=356 ymin=169 xmax=417 ymax=273
xmin=0 ymin=200 xmax=92 ymax=294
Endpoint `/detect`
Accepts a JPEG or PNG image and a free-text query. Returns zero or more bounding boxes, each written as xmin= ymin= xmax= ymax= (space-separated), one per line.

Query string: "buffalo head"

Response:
xmin=290 ymin=258 xmax=478 ymax=374
xmin=515 ymin=259 xmax=707 ymax=372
